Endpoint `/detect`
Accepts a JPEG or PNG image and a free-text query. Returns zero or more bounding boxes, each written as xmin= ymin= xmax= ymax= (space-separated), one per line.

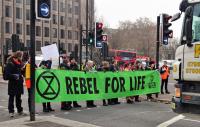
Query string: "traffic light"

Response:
xmin=88 ymin=32 xmax=94 ymax=45
xmin=11 ymin=34 xmax=20 ymax=52
xmin=162 ymin=14 xmax=173 ymax=45
xmin=36 ymin=0 xmax=51 ymax=19
xmin=95 ymin=22 xmax=103 ymax=48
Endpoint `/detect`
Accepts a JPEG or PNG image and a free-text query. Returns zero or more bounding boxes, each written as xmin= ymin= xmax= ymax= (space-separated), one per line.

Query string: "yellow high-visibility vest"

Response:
xmin=25 ymin=63 xmax=31 ymax=79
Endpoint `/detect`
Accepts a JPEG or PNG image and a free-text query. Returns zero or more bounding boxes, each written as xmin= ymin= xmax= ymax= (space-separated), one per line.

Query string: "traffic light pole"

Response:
xmin=85 ymin=0 xmax=89 ymax=63
xmin=79 ymin=25 xmax=83 ymax=71
xmin=156 ymin=16 xmax=160 ymax=69
xmin=30 ymin=0 xmax=36 ymax=121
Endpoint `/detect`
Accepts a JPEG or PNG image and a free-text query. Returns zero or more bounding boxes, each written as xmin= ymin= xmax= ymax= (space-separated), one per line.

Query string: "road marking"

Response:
xmin=76 ymin=110 xmax=81 ymax=112
xmin=183 ymin=118 xmax=200 ymax=123
xmin=157 ymin=114 xmax=185 ymax=127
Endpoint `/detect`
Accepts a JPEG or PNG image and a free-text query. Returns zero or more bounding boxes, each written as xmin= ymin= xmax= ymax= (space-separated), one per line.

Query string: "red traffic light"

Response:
xmin=102 ymin=34 xmax=108 ymax=42
xmin=96 ymin=22 xmax=103 ymax=29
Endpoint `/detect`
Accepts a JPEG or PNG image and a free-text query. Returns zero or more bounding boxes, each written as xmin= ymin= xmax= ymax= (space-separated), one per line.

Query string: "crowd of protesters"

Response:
xmin=3 ymin=51 xmax=170 ymax=117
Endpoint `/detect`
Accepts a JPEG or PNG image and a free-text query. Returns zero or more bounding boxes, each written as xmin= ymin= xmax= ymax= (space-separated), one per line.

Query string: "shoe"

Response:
xmin=108 ymin=102 xmax=115 ymax=105
xmin=9 ymin=113 xmax=14 ymax=118
xmin=161 ymin=92 xmax=164 ymax=94
xmin=135 ymin=99 xmax=141 ymax=102
xmin=18 ymin=111 xmax=27 ymax=116
xmin=43 ymin=108 xmax=49 ymax=113
xmin=87 ymin=104 xmax=97 ymax=108
xmin=61 ymin=106 xmax=72 ymax=111
xmin=73 ymin=104 xmax=82 ymax=108
xmin=103 ymin=103 xmax=108 ymax=106
xmin=166 ymin=91 xmax=170 ymax=94
xmin=127 ymin=100 xmax=134 ymax=104
xmin=115 ymin=102 xmax=121 ymax=105
xmin=48 ymin=108 xmax=55 ymax=112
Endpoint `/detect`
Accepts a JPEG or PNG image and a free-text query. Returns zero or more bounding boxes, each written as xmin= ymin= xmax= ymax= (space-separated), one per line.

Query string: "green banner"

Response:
xmin=35 ymin=69 xmax=161 ymax=103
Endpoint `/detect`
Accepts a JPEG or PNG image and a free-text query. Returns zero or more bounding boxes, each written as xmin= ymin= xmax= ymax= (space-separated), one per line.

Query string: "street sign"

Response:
xmin=36 ymin=0 xmax=51 ymax=20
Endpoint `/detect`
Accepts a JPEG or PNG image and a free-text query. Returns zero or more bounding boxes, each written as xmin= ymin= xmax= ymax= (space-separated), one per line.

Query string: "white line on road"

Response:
xmin=157 ymin=114 xmax=185 ymax=127
xmin=76 ymin=110 xmax=81 ymax=112
xmin=183 ymin=118 xmax=200 ymax=123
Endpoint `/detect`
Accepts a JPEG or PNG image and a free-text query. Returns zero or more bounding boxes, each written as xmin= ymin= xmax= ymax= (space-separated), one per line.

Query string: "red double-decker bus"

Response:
xmin=109 ymin=49 xmax=137 ymax=64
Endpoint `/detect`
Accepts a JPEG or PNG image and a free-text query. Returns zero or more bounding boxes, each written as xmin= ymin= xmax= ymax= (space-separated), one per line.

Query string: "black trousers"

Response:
xmin=161 ymin=78 xmax=169 ymax=92
xmin=8 ymin=94 xmax=23 ymax=113
xmin=27 ymin=89 xmax=31 ymax=112
xmin=42 ymin=102 xmax=52 ymax=109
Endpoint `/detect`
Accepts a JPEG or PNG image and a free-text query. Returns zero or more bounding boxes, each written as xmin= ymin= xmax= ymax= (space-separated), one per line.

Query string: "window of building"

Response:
xmin=16 ymin=23 xmax=22 ymax=34
xmin=53 ymin=0 xmax=57 ymax=11
xmin=68 ymin=43 xmax=72 ymax=52
xmin=44 ymin=21 xmax=49 ymax=23
xmin=60 ymin=16 xmax=64 ymax=25
xmin=68 ymin=4 xmax=72 ymax=14
xmin=26 ymin=25 xmax=30 ymax=35
xmin=16 ymin=0 xmax=22 ymax=3
xmin=5 ymin=22 xmax=11 ymax=33
xmin=16 ymin=7 xmax=22 ymax=19
xmin=36 ymin=41 xmax=41 ymax=51
xmin=44 ymin=27 xmax=49 ymax=37
xmin=36 ymin=26 xmax=41 ymax=36
xmin=26 ymin=0 xmax=30 ymax=5
xmin=60 ymin=2 xmax=65 ymax=12
xmin=5 ymin=6 xmax=11 ymax=17
xmin=26 ymin=40 xmax=31 ymax=48
xmin=52 ymin=28 xmax=57 ymax=38
xmin=26 ymin=9 xmax=30 ymax=20
xmin=60 ymin=29 xmax=65 ymax=39
xmin=53 ymin=15 xmax=57 ymax=24
xmin=74 ymin=6 xmax=79 ymax=15
xmin=75 ymin=19 xmax=79 ymax=28
xmin=6 ymin=38 xmax=12 ymax=50
xmin=68 ymin=30 xmax=72 ymax=39
xmin=68 ymin=17 xmax=72 ymax=27
xmin=74 ymin=31 xmax=79 ymax=40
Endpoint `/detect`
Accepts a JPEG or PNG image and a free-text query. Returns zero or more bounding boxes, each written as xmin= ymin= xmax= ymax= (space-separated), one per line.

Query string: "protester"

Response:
xmin=84 ymin=60 xmax=97 ymax=108
xmin=160 ymin=61 xmax=170 ymax=94
xmin=60 ymin=58 xmax=72 ymax=111
xmin=125 ymin=63 xmax=134 ymax=104
xmin=146 ymin=61 xmax=157 ymax=101
xmin=68 ymin=58 xmax=82 ymax=108
xmin=39 ymin=59 xmax=55 ymax=112
xmin=4 ymin=51 xmax=25 ymax=117
xmin=109 ymin=60 xmax=120 ymax=105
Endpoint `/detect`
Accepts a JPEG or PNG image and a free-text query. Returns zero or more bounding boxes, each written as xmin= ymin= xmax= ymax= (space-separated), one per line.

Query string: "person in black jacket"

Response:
xmin=67 ymin=58 xmax=82 ymax=108
xmin=39 ymin=59 xmax=55 ymax=112
xmin=5 ymin=51 xmax=25 ymax=118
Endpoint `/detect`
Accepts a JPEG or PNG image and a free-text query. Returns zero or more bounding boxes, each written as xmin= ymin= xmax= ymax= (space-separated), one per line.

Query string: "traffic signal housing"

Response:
xmin=95 ymin=22 xmax=103 ymax=48
xmin=36 ymin=0 xmax=51 ymax=19
xmin=11 ymin=34 xmax=20 ymax=52
xmin=162 ymin=14 xmax=173 ymax=45
xmin=88 ymin=32 xmax=94 ymax=45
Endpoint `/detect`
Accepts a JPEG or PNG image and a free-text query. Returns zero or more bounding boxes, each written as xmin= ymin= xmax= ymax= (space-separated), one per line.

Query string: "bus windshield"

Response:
xmin=118 ymin=52 xmax=136 ymax=58
xmin=192 ymin=3 xmax=200 ymax=42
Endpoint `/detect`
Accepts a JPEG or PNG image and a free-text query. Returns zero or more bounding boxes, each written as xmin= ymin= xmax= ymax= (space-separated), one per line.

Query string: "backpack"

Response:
xmin=3 ymin=65 xmax=9 ymax=80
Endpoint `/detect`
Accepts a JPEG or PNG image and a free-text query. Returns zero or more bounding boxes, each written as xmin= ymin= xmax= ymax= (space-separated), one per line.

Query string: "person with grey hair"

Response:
xmin=84 ymin=60 xmax=97 ymax=108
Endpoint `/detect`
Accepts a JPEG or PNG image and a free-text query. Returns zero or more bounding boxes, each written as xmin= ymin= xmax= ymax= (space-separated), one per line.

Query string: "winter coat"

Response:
xmin=5 ymin=57 xmax=24 ymax=95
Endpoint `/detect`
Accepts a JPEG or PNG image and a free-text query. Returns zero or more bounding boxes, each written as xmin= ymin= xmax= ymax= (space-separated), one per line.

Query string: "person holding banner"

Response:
xmin=125 ymin=63 xmax=134 ymax=104
xmin=68 ymin=58 xmax=82 ymax=108
xmin=39 ymin=59 xmax=55 ymax=112
xmin=84 ymin=60 xmax=97 ymax=108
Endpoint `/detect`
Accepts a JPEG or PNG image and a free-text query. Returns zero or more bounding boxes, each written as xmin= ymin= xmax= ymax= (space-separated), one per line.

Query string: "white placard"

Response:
xmin=41 ymin=44 xmax=59 ymax=60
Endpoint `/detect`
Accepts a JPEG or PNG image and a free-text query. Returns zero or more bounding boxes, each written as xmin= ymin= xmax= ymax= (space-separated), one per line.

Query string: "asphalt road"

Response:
xmin=0 ymin=76 xmax=199 ymax=127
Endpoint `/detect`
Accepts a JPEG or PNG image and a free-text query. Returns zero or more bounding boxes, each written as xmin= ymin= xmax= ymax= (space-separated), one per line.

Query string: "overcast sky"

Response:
xmin=95 ymin=0 xmax=183 ymax=38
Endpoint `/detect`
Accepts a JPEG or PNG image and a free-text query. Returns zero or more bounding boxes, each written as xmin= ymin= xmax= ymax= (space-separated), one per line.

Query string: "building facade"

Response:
xmin=0 ymin=0 xmax=94 ymax=55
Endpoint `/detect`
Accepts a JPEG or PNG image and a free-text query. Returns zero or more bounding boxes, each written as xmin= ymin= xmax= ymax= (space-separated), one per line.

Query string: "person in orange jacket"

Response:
xmin=160 ymin=61 xmax=170 ymax=94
